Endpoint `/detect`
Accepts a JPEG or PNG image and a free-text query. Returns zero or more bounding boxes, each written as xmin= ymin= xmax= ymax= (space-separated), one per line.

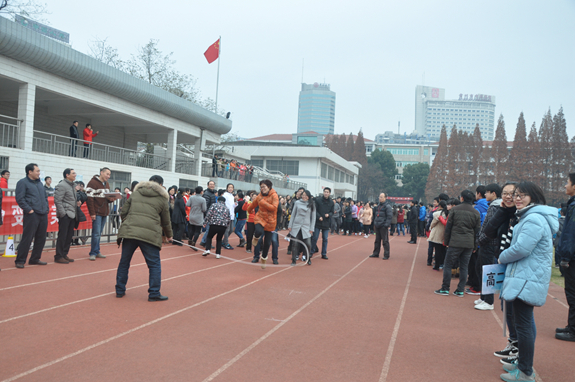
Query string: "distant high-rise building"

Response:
xmin=297 ymin=82 xmax=335 ymax=135
xmin=414 ymin=85 xmax=496 ymax=141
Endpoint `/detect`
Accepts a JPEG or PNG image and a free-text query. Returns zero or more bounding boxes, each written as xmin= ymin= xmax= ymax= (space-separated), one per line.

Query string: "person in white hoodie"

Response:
xmin=222 ymin=183 xmax=236 ymax=250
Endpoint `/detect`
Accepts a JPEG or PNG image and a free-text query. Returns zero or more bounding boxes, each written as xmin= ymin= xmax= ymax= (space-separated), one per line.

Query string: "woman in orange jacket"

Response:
xmin=247 ymin=180 xmax=279 ymax=268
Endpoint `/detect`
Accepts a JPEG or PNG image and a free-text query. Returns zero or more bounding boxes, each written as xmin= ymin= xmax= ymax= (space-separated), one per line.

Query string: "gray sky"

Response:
xmin=41 ymin=0 xmax=575 ymax=141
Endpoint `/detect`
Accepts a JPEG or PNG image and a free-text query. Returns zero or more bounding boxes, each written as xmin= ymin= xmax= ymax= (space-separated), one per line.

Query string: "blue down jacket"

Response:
xmin=499 ymin=205 xmax=559 ymax=307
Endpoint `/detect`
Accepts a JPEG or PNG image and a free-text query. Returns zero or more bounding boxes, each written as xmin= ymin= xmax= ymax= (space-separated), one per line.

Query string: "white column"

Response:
xmin=167 ymin=129 xmax=177 ymax=173
xmin=193 ymin=137 xmax=202 ymax=176
xmin=17 ymin=83 xmax=36 ymax=151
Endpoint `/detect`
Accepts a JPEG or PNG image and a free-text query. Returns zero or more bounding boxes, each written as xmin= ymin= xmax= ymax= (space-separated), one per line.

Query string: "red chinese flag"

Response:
xmin=204 ymin=39 xmax=220 ymax=64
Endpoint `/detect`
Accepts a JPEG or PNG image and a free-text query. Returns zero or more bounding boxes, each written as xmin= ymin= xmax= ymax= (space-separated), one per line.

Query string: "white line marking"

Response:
xmin=264 ymin=318 xmax=284 ymax=322
xmin=379 ymin=239 xmax=419 ymax=382
xmin=201 ymin=246 xmax=369 ymax=382
xmin=547 ymin=292 xmax=569 ymax=309
xmin=0 ymin=251 xmax=123 ymax=271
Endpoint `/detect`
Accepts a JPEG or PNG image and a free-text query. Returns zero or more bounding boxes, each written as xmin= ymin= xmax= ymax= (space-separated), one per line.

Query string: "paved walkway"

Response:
xmin=0 ymin=232 xmax=572 ymax=381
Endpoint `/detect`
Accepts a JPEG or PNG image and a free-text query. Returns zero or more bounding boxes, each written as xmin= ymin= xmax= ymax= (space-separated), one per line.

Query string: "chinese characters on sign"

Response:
xmin=458 ymin=93 xmax=492 ymax=102
xmin=482 ymin=264 xmax=507 ymax=294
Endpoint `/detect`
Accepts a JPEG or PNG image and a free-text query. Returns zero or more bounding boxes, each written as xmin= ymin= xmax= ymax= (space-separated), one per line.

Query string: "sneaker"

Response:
xmin=364 ymin=234 xmax=369 ymax=238
xmin=273 ymin=259 xmax=279 ymax=265
xmin=89 ymin=255 xmax=96 ymax=261
xmin=95 ymin=253 xmax=106 ymax=259
xmin=500 ymin=368 xmax=535 ymax=381
xmin=434 ymin=289 xmax=449 ymax=296
xmin=465 ymin=287 xmax=480 ymax=295
xmin=502 ymin=358 xmax=518 ymax=373
xmin=453 ymin=290 xmax=464 ymax=297
xmin=246 ymin=249 xmax=252 ymax=253
xmin=202 ymin=250 xmax=210 ymax=256
xmin=215 ymin=254 xmax=221 ymax=259
xmin=500 ymin=355 xmax=518 ymax=366
xmin=495 ymin=339 xmax=519 ymax=358
xmin=224 ymin=244 xmax=234 ymax=250
xmin=474 ymin=298 xmax=484 ymax=305
xmin=475 ymin=301 xmax=494 ymax=310
xmin=556 ymin=326 xmax=570 ymax=334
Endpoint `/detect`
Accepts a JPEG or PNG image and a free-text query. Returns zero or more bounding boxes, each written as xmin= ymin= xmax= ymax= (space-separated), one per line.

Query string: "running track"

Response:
xmin=0 ymin=233 xmax=572 ymax=381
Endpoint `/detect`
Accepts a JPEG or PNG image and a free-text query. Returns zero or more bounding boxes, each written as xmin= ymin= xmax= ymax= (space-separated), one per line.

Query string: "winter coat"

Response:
xmin=483 ymin=206 xmax=517 ymax=258
xmin=187 ymin=195 xmax=207 ymax=226
xmin=69 ymin=124 xmax=79 ymax=139
xmin=247 ymin=189 xmax=279 ymax=232
xmin=333 ymin=202 xmax=341 ymax=218
xmin=205 ymin=200 xmax=231 ymax=227
xmin=202 ymin=188 xmax=217 ymax=211
xmin=351 ymin=205 xmax=358 ymax=219
xmin=408 ymin=205 xmax=419 ymax=224
xmin=15 ymin=176 xmax=49 ymax=215
xmin=314 ymin=196 xmax=334 ymax=230
xmin=343 ymin=205 xmax=352 ymax=222
xmin=418 ymin=205 xmax=426 ymax=221
xmin=54 ymin=179 xmax=77 ymax=219
xmin=391 ymin=208 xmax=398 ymax=224
xmin=289 ymin=199 xmax=316 ymax=239
xmin=428 ymin=210 xmax=447 ymax=245
xmin=86 ymin=175 xmax=111 ymax=217
xmin=444 ymin=202 xmax=481 ymax=249
xmin=373 ymin=201 xmax=392 ymax=228
xmin=397 ymin=209 xmax=405 ymax=223
xmin=224 ymin=192 xmax=236 ymax=221
xmin=83 ymin=127 xmax=98 ymax=145
xmin=426 ymin=206 xmax=438 ymax=230
xmin=235 ymin=199 xmax=247 ymax=220
xmin=499 ymin=205 xmax=559 ymax=307
xmin=554 ymin=216 xmax=565 ymax=248
xmin=75 ymin=190 xmax=87 ymax=227
xmin=242 ymin=200 xmax=255 ymax=223
xmin=477 ymin=199 xmax=502 ymax=247
xmin=118 ymin=181 xmax=173 ymax=249
xmin=557 ymin=196 xmax=575 ymax=262
xmin=474 ymin=198 xmax=489 ymax=225
xmin=361 ymin=207 xmax=373 ymax=225
xmin=171 ymin=196 xmax=187 ymax=224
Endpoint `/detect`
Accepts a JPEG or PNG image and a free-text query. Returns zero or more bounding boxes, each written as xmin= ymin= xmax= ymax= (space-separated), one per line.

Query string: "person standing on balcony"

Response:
xmin=14 ymin=163 xmax=49 ymax=268
xmin=86 ymin=167 xmax=112 ymax=261
xmin=212 ymin=154 xmax=219 ymax=177
xmin=83 ymin=124 xmax=99 ymax=158
xmin=69 ymin=121 xmax=79 ymax=157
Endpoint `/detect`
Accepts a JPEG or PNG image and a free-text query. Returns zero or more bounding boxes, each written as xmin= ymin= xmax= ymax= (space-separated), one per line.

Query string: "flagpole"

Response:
xmin=215 ymin=36 xmax=221 ymax=114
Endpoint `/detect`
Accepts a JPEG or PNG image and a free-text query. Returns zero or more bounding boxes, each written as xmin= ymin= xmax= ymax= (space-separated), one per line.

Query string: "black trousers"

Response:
xmin=55 ymin=215 xmax=75 ymax=260
xmin=254 ymin=223 xmax=273 ymax=259
xmin=205 ymin=225 xmax=227 ymax=254
xmin=246 ymin=222 xmax=255 ymax=250
xmin=189 ymin=224 xmax=203 ymax=243
xmin=432 ymin=242 xmax=446 ymax=269
xmin=409 ymin=222 xmax=417 ymax=243
xmin=293 ymin=230 xmax=311 ymax=263
xmin=418 ymin=220 xmax=425 ymax=236
xmin=564 ymin=259 xmax=575 ymax=332
xmin=372 ymin=226 xmax=390 ymax=258
xmin=173 ymin=222 xmax=185 ymax=242
xmin=467 ymin=250 xmax=481 ymax=290
xmin=477 ymin=245 xmax=497 ymax=304
xmin=16 ymin=213 xmax=48 ymax=264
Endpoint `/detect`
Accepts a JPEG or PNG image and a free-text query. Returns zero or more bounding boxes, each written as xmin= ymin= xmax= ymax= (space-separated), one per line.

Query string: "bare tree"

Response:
xmin=88 ymin=38 xmax=125 ymax=70
xmin=0 ymin=0 xmax=50 ymax=23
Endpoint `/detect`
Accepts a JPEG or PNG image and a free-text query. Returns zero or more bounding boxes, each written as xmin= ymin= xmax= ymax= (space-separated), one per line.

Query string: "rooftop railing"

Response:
xmin=33 ymin=131 xmax=170 ymax=171
xmin=0 ymin=120 xmax=20 ymax=149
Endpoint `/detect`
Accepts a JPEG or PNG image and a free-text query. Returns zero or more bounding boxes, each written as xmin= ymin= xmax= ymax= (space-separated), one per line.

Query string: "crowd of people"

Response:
xmin=2 ymin=163 xmax=575 ymax=381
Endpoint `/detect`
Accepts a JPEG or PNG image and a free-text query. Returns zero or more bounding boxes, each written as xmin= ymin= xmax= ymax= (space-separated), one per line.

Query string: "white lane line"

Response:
xmin=201 ymin=243 xmax=369 ymax=382
xmin=379 ymin=239 xmax=419 ymax=382
xmin=1 ymin=265 xmax=294 ymax=382
xmin=547 ymin=292 xmax=569 ymax=309
xmin=0 ymin=252 xmax=123 ymax=271
xmin=0 ymin=238 xmax=363 ymax=381
xmin=0 ymin=252 xmax=203 ymax=291
xmin=0 ymin=257 xmax=251 ymax=325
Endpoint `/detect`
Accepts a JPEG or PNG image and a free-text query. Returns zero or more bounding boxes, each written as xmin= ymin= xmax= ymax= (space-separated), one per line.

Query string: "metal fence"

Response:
xmin=32 ymin=131 xmax=170 ymax=171
xmin=0 ymin=121 xmax=20 ymax=149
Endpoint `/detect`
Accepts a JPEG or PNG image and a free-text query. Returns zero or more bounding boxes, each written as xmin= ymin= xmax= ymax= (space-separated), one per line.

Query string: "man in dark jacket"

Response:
xmin=86 ymin=167 xmax=113 ymax=261
xmin=15 ymin=163 xmax=49 ymax=268
xmin=435 ymin=190 xmax=481 ymax=297
xmin=312 ymin=187 xmax=334 ymax=260
xmin=370 ymin=192 xmax=393 ymax=259
xmin=69 ymin=120 xmax=79 ymax=157
xmin=115 ymin=175 xmax=173 ymax=301
xmin=556 ymin=173 xmax=575 ymax=341
xmin=408 ymin=200 xmax=419 ymax=244
xmin=200 ymin=180 xmax=217 ymax=246
xmin=53 ymin=168 xmax=79 ymax=264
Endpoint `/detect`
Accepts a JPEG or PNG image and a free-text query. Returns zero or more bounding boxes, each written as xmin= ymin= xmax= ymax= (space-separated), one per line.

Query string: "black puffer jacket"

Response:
xmin=314 ymin=196 xmax=334 ymax=230
xmin=408 ymin=205 xmax=419 ymax=224
xmin=15 ymin=176 xmax=49 ymax=215
xmin=374 ymin=201 xmax=393 ymax=228
xmin=203 ymin=188 xmax=217 ymax=211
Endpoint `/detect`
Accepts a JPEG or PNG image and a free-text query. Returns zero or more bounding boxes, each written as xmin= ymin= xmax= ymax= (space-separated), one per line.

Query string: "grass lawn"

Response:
xmin=551 ymin=266 xmax=565 ymax=288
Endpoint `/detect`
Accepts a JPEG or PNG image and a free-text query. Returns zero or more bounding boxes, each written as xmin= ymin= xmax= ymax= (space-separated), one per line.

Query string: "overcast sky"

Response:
xmin=39 ymin=0 xmax=575 ymax=141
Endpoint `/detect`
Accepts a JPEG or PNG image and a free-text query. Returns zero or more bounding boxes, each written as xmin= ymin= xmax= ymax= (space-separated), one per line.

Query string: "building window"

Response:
xmin=266 ymin=160 xmax=299 ymax=176
xmin=179 ymin=179 xmax=198 ymax=190
xmin=108 ymin=170 xmax=131 ymax=193
xmin=328 ymin=166 xmax=335 ymax=181
xmin=247 ymin=159 xmax=264 ymax=168
xmin=321 ymin=162 xmax=328 ymax=178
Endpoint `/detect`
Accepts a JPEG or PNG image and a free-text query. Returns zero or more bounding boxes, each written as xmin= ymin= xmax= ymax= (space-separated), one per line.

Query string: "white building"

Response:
xmin=415 ymin=85 xmax=496 ymax=141
xmin=0 ymin=16 xmax=231 ymax=192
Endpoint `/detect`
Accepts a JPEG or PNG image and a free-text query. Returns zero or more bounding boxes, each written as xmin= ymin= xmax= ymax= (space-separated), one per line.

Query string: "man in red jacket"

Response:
xmin=83 ymin=124 xmax=99 ymax=158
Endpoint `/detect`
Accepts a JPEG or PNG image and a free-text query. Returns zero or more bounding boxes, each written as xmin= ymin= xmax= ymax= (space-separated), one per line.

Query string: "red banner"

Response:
xmin=0 ymin=196 xmax=92 ymax=235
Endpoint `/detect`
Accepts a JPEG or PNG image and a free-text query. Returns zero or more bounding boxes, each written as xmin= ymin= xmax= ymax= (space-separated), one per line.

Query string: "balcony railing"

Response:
xmin=0 ymin=121 xmax=20 ymax=149
xmin=32 ymin=131 xmax=170 ymax=171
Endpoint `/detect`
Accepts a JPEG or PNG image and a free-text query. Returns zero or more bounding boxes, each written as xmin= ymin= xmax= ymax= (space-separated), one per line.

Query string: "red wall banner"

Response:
xmin=0 ymin=196 xmax=92 ymax=235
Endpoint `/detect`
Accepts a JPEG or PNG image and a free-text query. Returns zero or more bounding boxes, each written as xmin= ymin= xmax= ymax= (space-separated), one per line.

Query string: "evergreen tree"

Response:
xmin=550 ymin=107 xmax=571 ymax=204
xmin=337 ymin=133 xmax=347 ymax=158
xmin=526 ymin=122 xmax=542 ymax=185
xmin=538 ymin=109 xmax=554 ymax=193
xmin=470 ymin=124 xmax=483 ymax=186
xmin=346 ymin=133 xmax=355 ymax=161
xmin=353 ymin=131 xmax=368 ymax=166
xmin=425 ymin=125 xmax=448 ymax=200
xmin=508 ymin=112 xmax=528 ymax=182
xmin=444 ymin=125 xmax=460 ymax=196
xmin=492 ymin=114 xmax=509 ymax=184
xmin=402 ymin=163 xmax=430 ymax=201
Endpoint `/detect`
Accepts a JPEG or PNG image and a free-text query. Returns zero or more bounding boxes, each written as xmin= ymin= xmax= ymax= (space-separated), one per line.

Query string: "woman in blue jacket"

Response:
xmin=498 ymin=182 xmax=559 ymax=382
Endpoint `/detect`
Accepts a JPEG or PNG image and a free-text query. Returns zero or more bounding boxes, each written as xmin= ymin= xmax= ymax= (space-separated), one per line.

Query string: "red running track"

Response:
xmin=0 ymin=232 xmax=573 ymax=381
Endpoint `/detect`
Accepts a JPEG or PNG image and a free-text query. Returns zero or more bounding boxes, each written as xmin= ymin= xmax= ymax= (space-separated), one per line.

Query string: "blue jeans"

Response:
xmin=311 ymin=228 xmax=329 ymax=256
xmin=201 ymin=223 xmax=210 ymax=245
xmin=512 ymin=298 xmax=537 ymax=376
xmin=253 ymin=231 xmax=279 ymax=261
xmin=397 ymin=222 xmax=405 ymax=235
xmin=89 ymin=215 xmax=107 ymax=256
xmin=234 ymin=219 xmax=246 ymax=240
xmin=115 ymin=238 xmax=162 ymax=297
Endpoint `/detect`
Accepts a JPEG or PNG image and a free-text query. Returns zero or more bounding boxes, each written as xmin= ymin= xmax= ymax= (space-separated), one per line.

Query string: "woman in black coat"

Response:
xmin=171 ymin=191 xmax=186 ymax=246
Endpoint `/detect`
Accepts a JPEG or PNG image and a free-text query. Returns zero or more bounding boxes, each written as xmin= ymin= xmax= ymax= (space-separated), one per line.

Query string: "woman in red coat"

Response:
xmin=83 ymin=124 xmax=99 ymax=158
